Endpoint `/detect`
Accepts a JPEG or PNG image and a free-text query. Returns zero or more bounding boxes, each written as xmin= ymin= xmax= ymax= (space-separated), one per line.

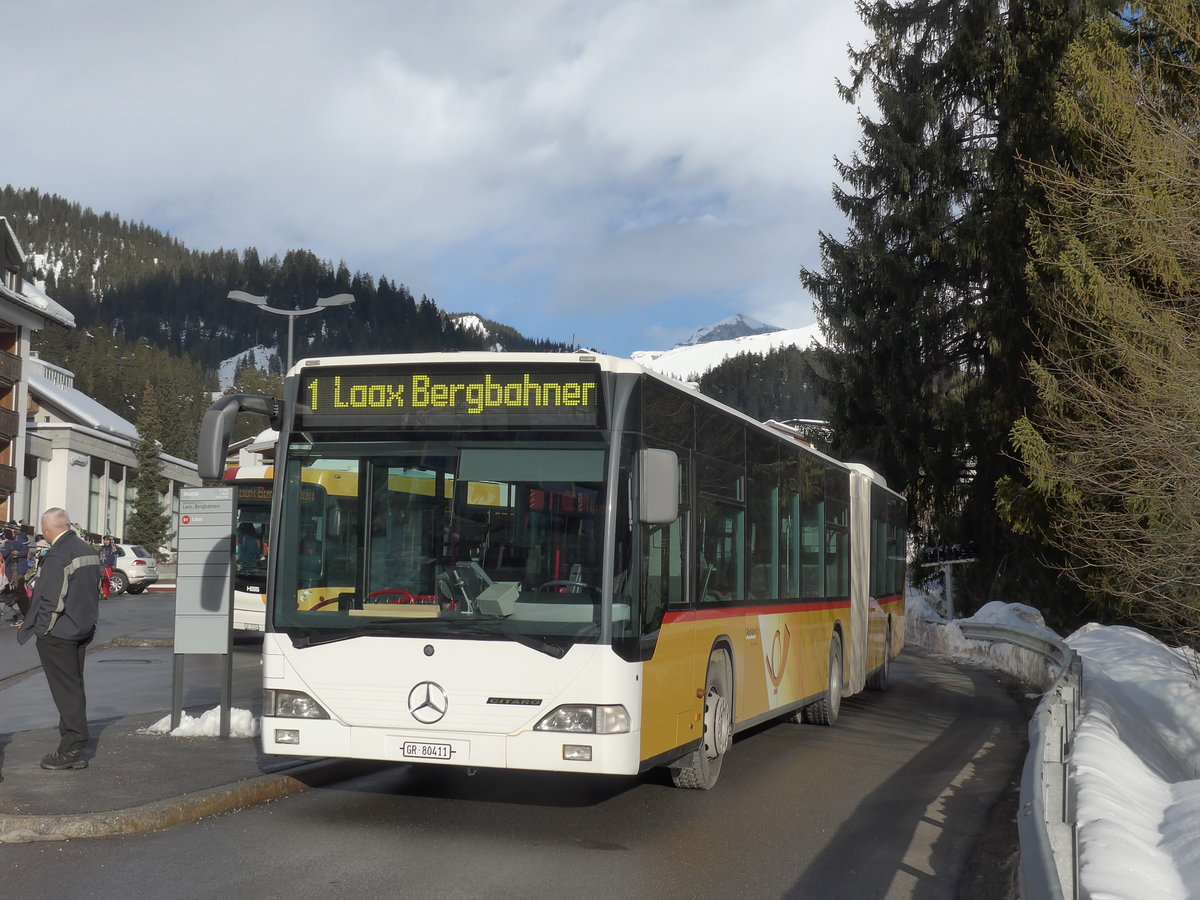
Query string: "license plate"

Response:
xmin=402 ymin=741 xmax=453 ymax=760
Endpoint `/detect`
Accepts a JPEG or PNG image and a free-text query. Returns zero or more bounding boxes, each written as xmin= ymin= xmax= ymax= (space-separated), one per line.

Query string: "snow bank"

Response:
xmin=906 ymin=588 xmax=1058 ymax=688
xmin=908 ymin=587 xmax=1200 ymax=898
xmin=1067 ymin=627 xmax=1200 ymax=899
xmin=141 ymin=707 xmax=260 ymax=738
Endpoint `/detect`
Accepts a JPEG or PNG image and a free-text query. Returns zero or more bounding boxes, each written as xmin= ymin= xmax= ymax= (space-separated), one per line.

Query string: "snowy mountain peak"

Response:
xmin=632 ymin=322 xmax=823 ymax=383
xmin=678 ymin=314 xmax=782 ymax=347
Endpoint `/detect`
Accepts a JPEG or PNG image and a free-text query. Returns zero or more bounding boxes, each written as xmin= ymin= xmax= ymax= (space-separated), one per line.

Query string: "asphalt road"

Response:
xmin=0 ymin=588 xmax=264 ymax=733
xmin=1 ymin=643 xmax=1029 ymax=900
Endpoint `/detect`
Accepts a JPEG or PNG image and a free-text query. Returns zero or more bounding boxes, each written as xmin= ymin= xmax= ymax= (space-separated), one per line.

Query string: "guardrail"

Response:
xmin=956 ymin=621 xmax=1081 ymax=900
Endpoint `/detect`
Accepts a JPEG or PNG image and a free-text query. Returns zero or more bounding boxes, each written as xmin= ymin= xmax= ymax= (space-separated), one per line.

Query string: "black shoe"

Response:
xmin=40 ymin=749 xmax=88 ymax=770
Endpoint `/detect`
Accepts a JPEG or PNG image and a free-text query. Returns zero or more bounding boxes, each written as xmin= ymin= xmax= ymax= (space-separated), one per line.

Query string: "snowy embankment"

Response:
xmin=910 ymin=587 xmax=1200 ymax=899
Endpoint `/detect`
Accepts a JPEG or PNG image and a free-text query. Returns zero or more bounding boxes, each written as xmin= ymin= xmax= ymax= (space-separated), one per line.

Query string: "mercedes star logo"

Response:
xmin=408 ymin=681 xmax=449 ymax=724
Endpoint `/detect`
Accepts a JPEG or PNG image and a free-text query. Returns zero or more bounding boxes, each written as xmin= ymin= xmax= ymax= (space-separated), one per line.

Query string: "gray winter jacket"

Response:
xmin=17 ymin=530 xmax=101 ymax=644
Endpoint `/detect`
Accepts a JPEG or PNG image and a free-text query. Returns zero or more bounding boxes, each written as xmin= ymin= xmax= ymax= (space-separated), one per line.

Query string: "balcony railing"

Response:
xmin=0 ymin=350 xmax=20 ymax=385
xmin=0 ymin=464 xmax=16 ymax=496
xmin=0 ymin=407 xmax=17 ymax=439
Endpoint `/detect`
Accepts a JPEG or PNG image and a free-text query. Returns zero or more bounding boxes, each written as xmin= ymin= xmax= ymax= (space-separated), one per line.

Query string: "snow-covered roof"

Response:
xmin=28 ymin=359 xmax=138 ymax=440
xmin=0 ymin=217 xmax=75 ymax=328
xmin=1 ymin=217 xmax=24 ymax=271
xmin=18 ymin=278 xmax=75 ymax=328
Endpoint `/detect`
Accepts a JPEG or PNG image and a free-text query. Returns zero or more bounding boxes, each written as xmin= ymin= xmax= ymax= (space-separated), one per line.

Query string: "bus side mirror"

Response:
xmin=638 ymin=449 xmax=679 ymax=525
xmin=198 ymin=393 xmax=280 ymax=480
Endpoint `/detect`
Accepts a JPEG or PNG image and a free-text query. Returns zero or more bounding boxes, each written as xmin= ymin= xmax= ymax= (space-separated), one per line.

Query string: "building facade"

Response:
xmin=25 ymin=357 xmax=200 ymax=542
xmin=2 ymin=215 xmax=199 ymax=543
xmin=0 ymin=216 xmax=76 ymax=524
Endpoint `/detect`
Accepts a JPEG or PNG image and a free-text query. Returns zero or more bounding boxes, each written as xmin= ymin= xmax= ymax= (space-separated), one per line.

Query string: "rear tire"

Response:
xmin=803 ymin=633 xmax=843 ymax=726
xmin=126 ymin=585 xmax=147 ymax=595
xmin=671 ymin=649 xmax=733 ymax=790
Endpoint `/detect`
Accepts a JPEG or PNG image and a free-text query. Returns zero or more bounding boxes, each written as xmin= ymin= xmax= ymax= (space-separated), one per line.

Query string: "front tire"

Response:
xmin=109 ymin=571 xmax=129 ymax=595
xmin=803 ymin=632 xmax=843 ymax=726
xmin=671 ymin=649 xmax=733 ymax=790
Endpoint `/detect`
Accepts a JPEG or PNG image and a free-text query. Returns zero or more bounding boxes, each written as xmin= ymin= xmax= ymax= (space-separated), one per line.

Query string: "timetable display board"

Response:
xmin=298 ymin=364 xmax=605 ymax=429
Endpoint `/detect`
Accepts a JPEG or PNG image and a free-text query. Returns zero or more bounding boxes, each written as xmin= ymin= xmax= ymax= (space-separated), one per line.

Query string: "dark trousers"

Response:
xmin=36 ymin=630 xmax=94 ymax=754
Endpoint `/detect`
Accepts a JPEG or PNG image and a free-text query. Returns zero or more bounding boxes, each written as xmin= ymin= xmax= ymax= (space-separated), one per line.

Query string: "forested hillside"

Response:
xmin=2 ymin=186 xmax=569 ymax=458
xmin=698 ymin=346 xmax=827 ymax=430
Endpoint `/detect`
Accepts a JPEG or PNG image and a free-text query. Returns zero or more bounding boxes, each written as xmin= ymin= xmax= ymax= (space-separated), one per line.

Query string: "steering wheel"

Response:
xmin=367 ymin=589 xmax=417 ymax=604
xmin=538 ymin=580 xmax=596 ymax=594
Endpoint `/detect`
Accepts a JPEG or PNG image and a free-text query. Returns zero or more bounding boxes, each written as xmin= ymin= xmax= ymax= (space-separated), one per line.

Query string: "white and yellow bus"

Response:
xmin=200 ymin=352 xmax=906 ymax=789
xmin=223 ymin=463 xmax=360 ymax=632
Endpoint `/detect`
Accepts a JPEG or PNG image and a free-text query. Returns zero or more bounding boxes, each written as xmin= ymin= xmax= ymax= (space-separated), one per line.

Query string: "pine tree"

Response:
xmin=801 ymin=0 xmax=1092 ymax=612
xmin=124 ymin=384 xmax=173 ymax=551
xmin=1002 ymin=2 xmax=1200 ymax=637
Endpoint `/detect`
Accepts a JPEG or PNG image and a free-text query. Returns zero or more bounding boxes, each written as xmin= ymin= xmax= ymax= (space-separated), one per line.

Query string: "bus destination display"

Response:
xmin=299 ymin=367 xmax=604 ymax=428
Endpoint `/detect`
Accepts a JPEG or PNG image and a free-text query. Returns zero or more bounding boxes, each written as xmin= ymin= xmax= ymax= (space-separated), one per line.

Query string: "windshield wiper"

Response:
xmin=447 ymin=620 xmax=569 ymax=658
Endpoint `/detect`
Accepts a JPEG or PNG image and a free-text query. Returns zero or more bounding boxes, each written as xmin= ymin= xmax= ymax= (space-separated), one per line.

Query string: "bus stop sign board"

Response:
xmin=174 ymin=486 xmax=235 ymax=654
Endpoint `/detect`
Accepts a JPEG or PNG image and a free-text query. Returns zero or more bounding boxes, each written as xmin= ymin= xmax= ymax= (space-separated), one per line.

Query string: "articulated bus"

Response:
xmin=200 ymin=352 xmax=906 ymax=789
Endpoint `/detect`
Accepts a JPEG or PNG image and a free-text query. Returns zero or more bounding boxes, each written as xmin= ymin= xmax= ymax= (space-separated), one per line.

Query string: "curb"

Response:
xmin=0 ymin=758 xmax=360 ymax=843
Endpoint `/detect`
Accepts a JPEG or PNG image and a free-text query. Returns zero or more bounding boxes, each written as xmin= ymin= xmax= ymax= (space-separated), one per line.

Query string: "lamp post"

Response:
xmin=227 ymin=290 xmax=355 ymax=372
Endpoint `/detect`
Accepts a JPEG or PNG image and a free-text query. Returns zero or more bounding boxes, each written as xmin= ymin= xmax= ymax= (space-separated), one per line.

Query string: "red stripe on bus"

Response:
xmin=664 ymin=599 xmax=852 ymax=624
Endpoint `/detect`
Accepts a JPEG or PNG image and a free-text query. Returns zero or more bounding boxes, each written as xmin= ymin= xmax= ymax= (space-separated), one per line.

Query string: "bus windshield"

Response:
xmin=233 ymin=483 xmax=270 ymax=586
xmin=272 ymin=439 xmax=611 ymax=652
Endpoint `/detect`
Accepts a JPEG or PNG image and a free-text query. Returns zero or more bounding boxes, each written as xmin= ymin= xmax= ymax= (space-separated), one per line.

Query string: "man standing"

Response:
xmin=17 ymin=509 xmax=101 ymax=770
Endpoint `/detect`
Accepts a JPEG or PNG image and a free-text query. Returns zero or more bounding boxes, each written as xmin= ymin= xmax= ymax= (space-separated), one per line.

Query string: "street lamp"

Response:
xmin=227 ymin=290 xmax=355 ymax=372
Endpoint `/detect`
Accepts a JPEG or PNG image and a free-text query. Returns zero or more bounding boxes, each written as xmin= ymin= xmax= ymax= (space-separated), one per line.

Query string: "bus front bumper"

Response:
xmin=261 ymin=717 xmax=643 ymax=776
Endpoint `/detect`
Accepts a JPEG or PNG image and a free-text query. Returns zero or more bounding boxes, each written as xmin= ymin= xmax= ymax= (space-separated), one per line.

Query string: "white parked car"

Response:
xmin=109 ymin=543 xmax=159 ymax=594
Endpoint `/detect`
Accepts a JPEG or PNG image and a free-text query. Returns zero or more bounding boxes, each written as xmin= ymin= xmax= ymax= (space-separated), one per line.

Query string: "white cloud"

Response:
xmin=6 ymin=0 xmax=870 ymax=354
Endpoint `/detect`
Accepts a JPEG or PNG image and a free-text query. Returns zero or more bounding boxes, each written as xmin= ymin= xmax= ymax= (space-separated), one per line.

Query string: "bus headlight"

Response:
xmin=534 ymin=704 xmax=630 ymax=734
xmin=264 ymin=689 xmax=330 ymax=719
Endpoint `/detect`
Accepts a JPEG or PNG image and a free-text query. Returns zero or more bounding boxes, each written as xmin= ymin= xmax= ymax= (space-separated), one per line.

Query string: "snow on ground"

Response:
xmin=217 ymin=345 xmax=277 ymax=391
xmin=142 ymin=707 xmax=259 ymax=738
xmin=453 ymin=314 xmax=489 ymax=338
xmin=1068 ymin=626 xmax=1200 ymax=899
xmin=910 ymin=584 xmax=1200 ymax=899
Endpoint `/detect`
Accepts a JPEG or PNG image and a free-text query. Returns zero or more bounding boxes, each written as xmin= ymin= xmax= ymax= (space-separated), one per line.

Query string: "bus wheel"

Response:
xmin=671 ymin=649 xmax=732 ymax=790
xmin=867 ymin=627 xmax=892 ymax=691
xmin=803 ymin=633 xmax=843 ymax=726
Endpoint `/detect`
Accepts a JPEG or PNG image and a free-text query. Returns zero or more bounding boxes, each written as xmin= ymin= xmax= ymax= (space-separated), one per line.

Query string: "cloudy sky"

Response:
xmin=8 ymin=1 xmax=870 ymax=356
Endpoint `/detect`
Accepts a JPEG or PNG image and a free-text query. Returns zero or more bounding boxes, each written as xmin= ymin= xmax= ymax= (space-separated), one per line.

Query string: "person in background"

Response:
xmin=17 ymin=509 xmax=102 ymax=770
xmin=236 ymin=521 xmax=262 ymax=572
xmin=3 ymin=525 xmax=30 ymax=626
xmin=99 ymin=536 xmax=117 ymax=598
